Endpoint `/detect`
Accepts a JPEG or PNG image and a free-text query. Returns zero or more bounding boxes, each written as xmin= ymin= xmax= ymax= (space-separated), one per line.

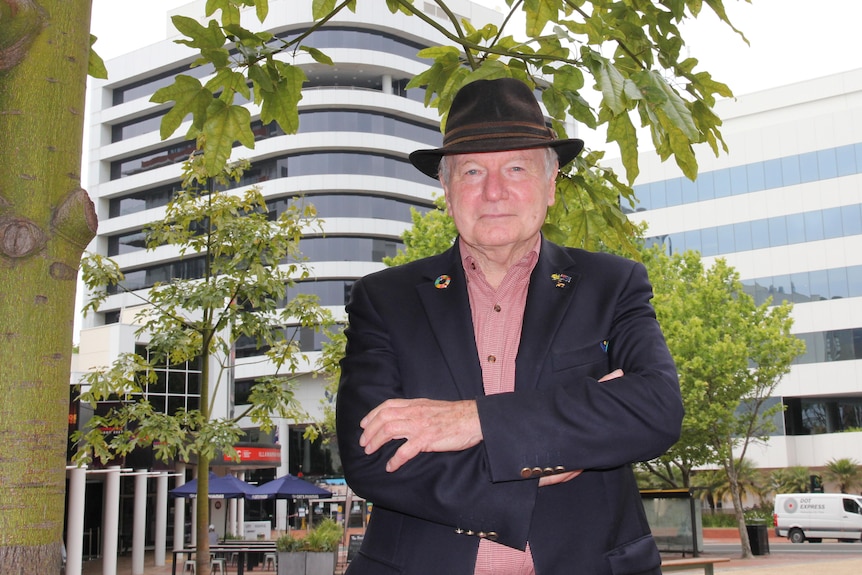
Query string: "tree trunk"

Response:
xmin=0 ymin=1 xmax=97 ymax=573
xmin=725 ymin=462 xmax=753 ymax=559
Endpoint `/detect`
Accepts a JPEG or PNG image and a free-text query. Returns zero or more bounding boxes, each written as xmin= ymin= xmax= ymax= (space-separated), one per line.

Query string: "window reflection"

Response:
xmin=646 ymin=204 xmax=862 ymax=259
xmin=107 ymin=236 xmax=400 ymax=294
xmin=634 ymin=142 xmax=862 ymax=210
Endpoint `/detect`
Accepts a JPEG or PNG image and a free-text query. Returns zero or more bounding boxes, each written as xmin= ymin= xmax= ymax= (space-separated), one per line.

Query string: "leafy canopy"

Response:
xmin=151 ymin=0 xmax=742 ymax=256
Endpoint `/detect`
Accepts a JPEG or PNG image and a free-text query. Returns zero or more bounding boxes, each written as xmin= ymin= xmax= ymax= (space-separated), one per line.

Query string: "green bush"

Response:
xmin=275 ymin=533 xmax=305 ymax=552
xmin=275 ymin=518 xmax=343 ymax=553
xmin=701 ymin=512 xmax=737 ymax=528
xmin=304 ymin=518 xmax=343 ymax=552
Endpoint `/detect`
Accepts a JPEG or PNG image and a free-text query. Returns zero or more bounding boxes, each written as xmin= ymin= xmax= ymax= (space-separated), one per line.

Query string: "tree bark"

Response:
xmin=0 ymin=1 xmax=97 ymax=573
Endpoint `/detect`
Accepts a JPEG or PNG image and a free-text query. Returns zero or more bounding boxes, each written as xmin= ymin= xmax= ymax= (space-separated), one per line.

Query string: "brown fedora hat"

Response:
xmin=409 ymin=78 xmax=584 ymax=179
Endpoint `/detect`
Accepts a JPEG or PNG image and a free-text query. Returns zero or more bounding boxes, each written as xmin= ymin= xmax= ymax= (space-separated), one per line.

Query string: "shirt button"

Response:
xmin=487 ymin=355 xmax=496 ymax=363
xmin=493 ymin=304 xmax=501 ymax=312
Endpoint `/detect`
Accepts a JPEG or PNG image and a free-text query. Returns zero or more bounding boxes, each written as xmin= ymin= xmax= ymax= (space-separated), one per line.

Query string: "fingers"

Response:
xmin=598 ymin=369 xmax=623 ymax=382
xmin=358 ymin=398 xmax=482 ymax=472
xmin=538 ymin=469 xmax=582 ymax=487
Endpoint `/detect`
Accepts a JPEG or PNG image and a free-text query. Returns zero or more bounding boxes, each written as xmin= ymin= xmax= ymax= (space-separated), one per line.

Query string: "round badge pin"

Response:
xmin=434 ymin=275 xmax=451 ymax=289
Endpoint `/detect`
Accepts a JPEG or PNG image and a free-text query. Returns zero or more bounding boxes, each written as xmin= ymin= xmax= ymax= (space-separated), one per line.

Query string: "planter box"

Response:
xmin=277 ymin=551 xmax=336 ymax=575
xmin=277 ymin=551 xmax=306 ymax=575
xmin=306 ymin=551 xmax=336 ymax=575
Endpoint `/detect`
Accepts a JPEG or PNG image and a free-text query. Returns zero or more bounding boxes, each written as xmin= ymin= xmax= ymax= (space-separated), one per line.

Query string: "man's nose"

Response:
xmin=482 ymin=172 xmax=507 ymax=200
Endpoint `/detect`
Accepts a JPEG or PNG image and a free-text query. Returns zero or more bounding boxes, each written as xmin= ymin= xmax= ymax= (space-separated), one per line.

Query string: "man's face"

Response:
xmin=442 ymin=148 xmax=556 ymax=254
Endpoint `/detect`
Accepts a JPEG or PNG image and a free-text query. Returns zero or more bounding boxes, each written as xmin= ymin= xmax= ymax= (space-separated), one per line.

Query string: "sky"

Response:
xmin=89 ymin=0 xmax=862 ymax=98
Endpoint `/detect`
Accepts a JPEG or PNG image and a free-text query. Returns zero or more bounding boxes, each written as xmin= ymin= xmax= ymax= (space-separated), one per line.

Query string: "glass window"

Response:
xmin=780 ymin=155 xmax=801 ymax=186
xmin=665 ymin=178 xmax=682 ymax=207
xmin=716 ymin=224 xmax=735 ymax=254
xmin=733 ymin=221 xmax=753 ymax=251
xmin=804 ymin=211 xmax=824 ymax=241
xmin=681 ymin=178 xmax=698 ymax=203
xmin=790 ymin=271 xmax=811 ymax=303
xmin=828 ymin=267 xmax=849 ymax=299
xmin=763 ymin=158 xmax=783 ymax=189
xmin=798 ymin=151 xmax=819 ymax=183
xmin=770 ymin=274 xmax=793 ymax=302
xmin=786 ymin=213 xmax=806 ymax=244
xmin=822 ymin=207 xmax=844 ymax=239
xmin=632 ymin=184 xmax=651 ymax=210
xmin=809 ymin=270 xmax=829 ymax=301
xmin=841 ymin=204 xmax=862 ymax=236
xmin=683 ymin=229 xmax=701 ymax=253
xmin=696 ymin=171 xmax=714 ymax=201
xmin=746 ymin=162 xmax=765 ymax=193
xmin=700 ymin=227 xmax=718 ymax=256
xmin=769 ymin=217 xmax=788 ymax=246
xmin=730 ymin=165 xmax=748 ymax=195
xmin=836 ymin=144 xmax=857 ymax=176
xmin=713 ymin=168 xmax=731 ymax=199
xmin=751 ymin=219 xmax=770 ymax=250
xmin=647 ymin=181 xmax=666 ymax=209
xmin=848 ymin=266 xmax=862 ymax=297
xmin=818 ymin=149 xmax=838 ymax=180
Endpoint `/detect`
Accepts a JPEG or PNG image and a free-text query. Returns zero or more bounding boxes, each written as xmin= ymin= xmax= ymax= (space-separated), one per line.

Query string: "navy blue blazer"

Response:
xmin=336 ymin=238 xmax=683 ymax=575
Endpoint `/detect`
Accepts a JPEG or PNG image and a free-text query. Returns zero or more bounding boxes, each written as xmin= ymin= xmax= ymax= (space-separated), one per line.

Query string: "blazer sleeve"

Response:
xmin=336 ymin=275 xmax=539 ymax=550
xmin=477 ymin=256 xmax=683 ymax=483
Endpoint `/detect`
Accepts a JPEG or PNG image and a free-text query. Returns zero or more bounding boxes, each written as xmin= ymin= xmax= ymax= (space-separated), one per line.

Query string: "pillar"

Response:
xmin=102 ymin=466 xmax=121 ymax=575
xmin=65 ymin=465 xmax=87 ymax=575
xmin=132 ymin=469 xmax=147 ymax=575
xmin=173 ymin=463 xmax=187 ymax=552
xmin=155 ymin=472 xmax=168 ymax=565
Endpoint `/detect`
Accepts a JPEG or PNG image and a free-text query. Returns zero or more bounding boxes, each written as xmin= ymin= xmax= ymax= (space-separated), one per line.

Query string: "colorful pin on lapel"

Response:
xmin=551 ymin=273 xmax=571 ymax=288
xmin=435 ymin=275 xmax=451 ymax=289
xmin=600 ymin=340 xmax=609 ymax=353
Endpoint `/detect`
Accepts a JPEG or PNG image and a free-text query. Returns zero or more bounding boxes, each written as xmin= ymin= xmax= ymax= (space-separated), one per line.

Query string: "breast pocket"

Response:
xmin=550 ymin=339 xmax=611 ymax=377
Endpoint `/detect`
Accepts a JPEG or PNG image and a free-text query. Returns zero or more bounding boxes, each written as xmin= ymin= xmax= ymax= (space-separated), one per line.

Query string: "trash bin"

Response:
xmin=746 ymin=523 xmax=770 ymax=555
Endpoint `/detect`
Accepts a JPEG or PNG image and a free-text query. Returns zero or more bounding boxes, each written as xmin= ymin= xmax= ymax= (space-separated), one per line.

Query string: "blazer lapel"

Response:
xmin=415 ymin=243 xmax=485 ymax=399
xmin=516 ymin=239 xmax=580 ymax=391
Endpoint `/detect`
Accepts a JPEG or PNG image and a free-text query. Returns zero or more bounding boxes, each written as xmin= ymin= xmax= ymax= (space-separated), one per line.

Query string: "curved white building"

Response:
xmin=71 ymin=0 xmax=502 ymax=566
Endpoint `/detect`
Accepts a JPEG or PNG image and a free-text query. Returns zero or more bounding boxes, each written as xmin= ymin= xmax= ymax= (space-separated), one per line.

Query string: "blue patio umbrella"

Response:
xmin=170 ymin=472 xmax=256 ymax=499
xmin=247 ymin=474 xmax=333 ymax=500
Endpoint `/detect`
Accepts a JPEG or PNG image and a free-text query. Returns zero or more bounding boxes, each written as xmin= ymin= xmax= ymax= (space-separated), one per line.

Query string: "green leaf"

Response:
xmin=260 ymin=63 xmax=305 ymax=133
xmin=205 ymin=67 xmax=252 ymax=101
xmin=312 ymin=0 xmax=337 ymax=20
xmin=201 ymin=102 xmax=255 ymax=175
xmin=607 ymin=113 xmax=639 ymax=184
xmin=151 ymin=75 xmax=212 ymax=139
xmin=300 ymin=45 xmax=334 ymax=65
xmin=88 ymin=35 xmax=108 ymax=79
xmin=171 ymin=15 xmax=226 ymax=50
xmin=524 ymin=0 xmax=558 ymax=38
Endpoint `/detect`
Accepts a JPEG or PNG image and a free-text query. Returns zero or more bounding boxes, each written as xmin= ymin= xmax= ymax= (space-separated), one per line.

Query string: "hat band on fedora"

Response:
xmin=444 ymin=120 xmax=554 ymax=147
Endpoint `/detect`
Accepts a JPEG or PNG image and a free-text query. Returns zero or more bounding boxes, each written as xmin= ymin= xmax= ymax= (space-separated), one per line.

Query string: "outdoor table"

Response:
xmin=172 ymin=544 xmax=277 ymax=575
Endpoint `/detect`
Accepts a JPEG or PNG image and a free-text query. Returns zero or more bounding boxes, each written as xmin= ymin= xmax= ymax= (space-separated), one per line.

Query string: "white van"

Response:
xmin=774 ymin=493 xmax=862 ymax=543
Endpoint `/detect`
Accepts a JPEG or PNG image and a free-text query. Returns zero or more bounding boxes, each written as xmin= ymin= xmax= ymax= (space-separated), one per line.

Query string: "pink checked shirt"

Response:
xmin=462 ymin=239 xmax=540 ymax=575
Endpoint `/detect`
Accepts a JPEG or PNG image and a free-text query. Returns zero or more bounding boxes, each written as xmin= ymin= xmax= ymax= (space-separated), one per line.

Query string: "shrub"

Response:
xmin=275 ymin=518 xmax=343 ymax=552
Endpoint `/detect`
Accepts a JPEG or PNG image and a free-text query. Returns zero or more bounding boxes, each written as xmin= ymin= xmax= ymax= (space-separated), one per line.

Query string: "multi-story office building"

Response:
xmin=628 ymin=68 xmax=862 ymax=474
xmin=70 ymin=0 xmax=502 ymax=566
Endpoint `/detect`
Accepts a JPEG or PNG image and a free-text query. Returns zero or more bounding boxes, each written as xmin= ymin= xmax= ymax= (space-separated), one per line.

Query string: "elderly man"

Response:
xmin=336 ymin=78 xmax=683 ymax=575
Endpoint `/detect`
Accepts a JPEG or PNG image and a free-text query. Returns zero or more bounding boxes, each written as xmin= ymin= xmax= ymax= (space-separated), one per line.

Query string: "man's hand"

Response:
xmin=360 ymin=398 xmax=483 ymax=472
